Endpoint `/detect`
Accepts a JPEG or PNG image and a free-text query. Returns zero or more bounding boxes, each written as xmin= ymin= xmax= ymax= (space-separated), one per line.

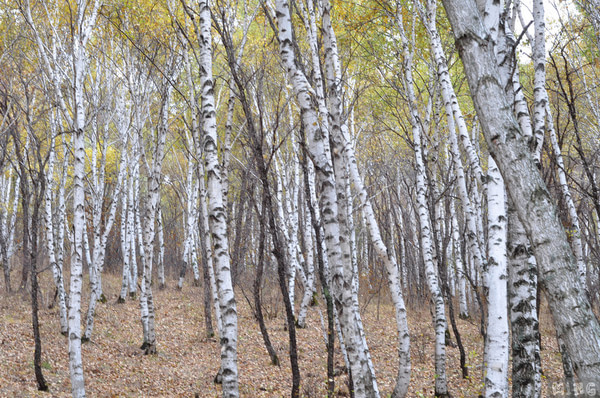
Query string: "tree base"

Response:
xmin=129 ymin=292 xmax=136 ymax=300
xmin=159 ymin=283 xmax=166 ymax=290
xmin=143 ymin=343 xmax=157 ymax=355
xmin=98 ymin=294 xmax=107 ymax=303
xmin=140 ymin=341 xmax=157 ymax=355
xmin=213 ymin=368 xmax=223 ymax=384
xmin=117 ymin=296 xmax=126 ymax=304
xmin=270 ymin=355 xmax=280 ymax=366
xmin=193 ymin=279 xmax=200 ymax=287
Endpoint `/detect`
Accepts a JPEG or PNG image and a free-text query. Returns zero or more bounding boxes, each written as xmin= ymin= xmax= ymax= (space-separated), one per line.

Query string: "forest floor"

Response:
xmin=0 ymin=271 xmax=566 ymax=397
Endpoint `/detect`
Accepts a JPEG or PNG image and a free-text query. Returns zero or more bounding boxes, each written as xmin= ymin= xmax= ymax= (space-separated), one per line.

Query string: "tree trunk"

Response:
xmin=484 ymin=156 xmax=509 ymax=397
xmin=197 ymin=0 xmax=239 ymax=394
xmin=253 ymin=195 xmax=279 ymax=366
xmin=442 ymin=0 xmax=600 ymax=383
xmin=395 ymin=4 xmax=449 ymax=395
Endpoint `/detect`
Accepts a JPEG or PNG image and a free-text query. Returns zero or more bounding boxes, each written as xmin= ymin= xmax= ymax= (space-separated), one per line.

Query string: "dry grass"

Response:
xmin=0 ymin=271 xmax=564 ymax=397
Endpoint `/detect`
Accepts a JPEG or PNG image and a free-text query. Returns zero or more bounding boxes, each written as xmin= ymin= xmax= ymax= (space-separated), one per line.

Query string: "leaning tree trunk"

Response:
xmin=253 ymin=195 xmax=279 ymax=366
xmin=442 ymin=0 xmax=600 ymax=383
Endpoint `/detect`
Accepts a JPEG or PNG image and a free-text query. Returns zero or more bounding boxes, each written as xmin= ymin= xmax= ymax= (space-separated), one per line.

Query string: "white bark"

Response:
xmin=0 ymin=167 xmax=20 ymax=292
xmin=450 ymin=201 xmax=468 ymax=319
xmin=442 ymin=0 xmax=600 ymax=383
xmin=422 ymin=0 xmax=486 ymax=284
xmin=273 ymin=155 xmax=300 ymax=314
xmin=180 ymin=131 xmax=201 ymax=289
xmin=296 ymin=195 xmax=316 ymax=328
xmin=197 ymin=0 xmax=239 ymax=394
xmin=275 ymin=0 xmax=379 ymax=395
xmin=395 ymin=3 xmax=448 ymax=395
xmin=139 ymin=58 xmax=179 ymax=353
xmin=484 ymin=156 xmax=509 ymax=398
xmin=84 ymin=76 xmax=128 ymax=340
xmin=119 ymin=171 xmax=132 ymax=301
xmin=157 ymin=205 xmax=166 ymax=289
xmin=22 ymin=0 xmax=104 ymax=394
xmin=199 ymin=167 xmax=222 ymax=335
xmin=44 ymin=128 xmax=68 ymax=335
xmin=531 ymin=0 xmax=546 ymax=164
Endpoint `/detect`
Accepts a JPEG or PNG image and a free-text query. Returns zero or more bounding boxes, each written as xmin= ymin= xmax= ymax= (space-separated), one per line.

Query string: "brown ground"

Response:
xmin=0 ymin=271 xmax=564 ymax=397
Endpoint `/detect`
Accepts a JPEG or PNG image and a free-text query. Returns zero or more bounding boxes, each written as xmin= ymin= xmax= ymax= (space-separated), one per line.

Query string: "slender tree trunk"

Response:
xmin=157 ymin=205 xmax=166 ymax=290
xmin=198 ymin=181 xmax=215 ymax=338
xmin=139 ymin=62 xmax=177 ymax=354
xmin=253 ymin=195 xmax=279 ymax=366
xmin=395 ymin=4 xmax=449 ymax=395
xmin=296 ymin=190 xmax=316 ymax=329
xmin=274 ymin=0 xmax=380 ymax=394
xmin=44 ymin=136 xmax=68 ymax=334
xmin=197 ymin=0 xmax=239 ymax=394
xmin=301 ymin=141 xmax=335 ymax=398
xmin=14 ymin=130 xmax=48 ymax=392
xmin=119 ymin=172 xmax=131 ymax=303
xmin=484 ymin=157 xmax=509 ymax=397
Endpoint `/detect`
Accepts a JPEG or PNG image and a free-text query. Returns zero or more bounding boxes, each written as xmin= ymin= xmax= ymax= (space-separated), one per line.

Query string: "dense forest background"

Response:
xmin=0 ymin=0 xmax=599 ymax=396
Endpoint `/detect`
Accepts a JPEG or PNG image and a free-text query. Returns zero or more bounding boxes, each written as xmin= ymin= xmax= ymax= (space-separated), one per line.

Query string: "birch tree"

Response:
xmin=395 ymin=2 xmax=449 ymax=395
xmin=273 ymin=0 xmax=380 ymax=394
xmin=180 ymin=0 xmax=240 ymax=393
xmin=44 ymin=112 xmax=68 ymax=335
xmin=139 ymin=50 xmax=180 ymax=354
xmin=442 ymin=0 xmax=600 ymax=384
xmin=484 ymin=157 xmax=509 ymax=397
xmin=21 ymin=0 xmax=102 ymax=394
xmin=83 ymin=63 xmax=129 ymax=341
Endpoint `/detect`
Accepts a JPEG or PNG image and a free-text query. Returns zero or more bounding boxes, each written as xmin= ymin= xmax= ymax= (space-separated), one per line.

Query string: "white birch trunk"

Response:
xmin=199 ymin=168 xmax=222 ymax=335
xmin=395 ymin=4 xmax=448 ymax=394
xmin=484 ymin=156 xmax=509 ymax=398
xmin=129 ymin=163 xmax=140 ymax=297
xmin=442 ymin=0 xmax=600 ymax=383
xmin=83 ymin=109 xmax=128 ymax=340
xmin=139 ymin=58 xmax=179 ymax=353
xmin=44 ymin=132 xmax=68 ymax=335
xmin=450 ymin=201 xmax=469 ymax=318
xmin=275 ymin=0 xmax=379 ymax=395
xmin=273 ymin=144 xmax=303 ymax=316
xmin=531 ymin=0 xmax=546 ymax=164
xmin=157 ymin=205 xmax=166 ymax=289
xmin=296 ymin=200 xmax=316 ymax=328
xmin=197 ymin=0 xmax=238 ymax=394
xmin=1 ymin=168 xmax=19 ymax=292
xmin=119 ymin=171 xmax=132 ymax=301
